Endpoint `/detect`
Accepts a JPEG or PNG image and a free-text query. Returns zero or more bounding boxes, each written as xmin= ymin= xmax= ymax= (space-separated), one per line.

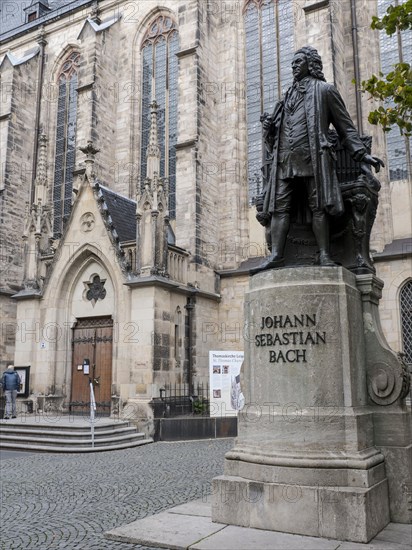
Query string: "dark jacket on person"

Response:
xmin=2 ymin=371 xmax=21 ymax=391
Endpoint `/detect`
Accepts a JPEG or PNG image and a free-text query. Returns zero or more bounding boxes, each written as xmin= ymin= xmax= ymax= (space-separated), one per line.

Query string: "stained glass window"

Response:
xmin=400 ymin=280 xmax=412 ymax=365
xmin=140 ymin=16 xmax=179 ymax=218
xmin=53 ymin=52 xmax=79 ymax=237
xmin=244 ymin=0 xmax=294 ymax=204
xmin=377 ymin=0 xmax=412 ymax=181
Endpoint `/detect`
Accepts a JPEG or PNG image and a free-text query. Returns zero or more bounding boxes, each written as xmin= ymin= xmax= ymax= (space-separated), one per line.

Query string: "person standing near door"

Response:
xmin=2 ymin=365 xmax=21 ymax=419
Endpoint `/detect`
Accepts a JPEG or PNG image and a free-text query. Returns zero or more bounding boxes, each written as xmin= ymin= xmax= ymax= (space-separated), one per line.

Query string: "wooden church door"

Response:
xmin=70 ymin=317 xmax=113 ymax=415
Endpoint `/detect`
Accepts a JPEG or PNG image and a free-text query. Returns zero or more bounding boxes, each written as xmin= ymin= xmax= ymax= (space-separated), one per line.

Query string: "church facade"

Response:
xmin=0 ymin=0 xmax=411 ymax=428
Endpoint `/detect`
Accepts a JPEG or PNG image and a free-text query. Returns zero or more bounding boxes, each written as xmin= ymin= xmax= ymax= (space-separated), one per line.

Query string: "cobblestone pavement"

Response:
xmin=0 ymin=439 xmax=233 ymax=550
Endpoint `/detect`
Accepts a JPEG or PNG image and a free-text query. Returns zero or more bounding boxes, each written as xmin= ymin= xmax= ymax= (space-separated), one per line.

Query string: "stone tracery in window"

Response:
xmin=142 ymin=15 xmax=177 ymax=46
xmin=243 ymin=0 xmax=269 ymax=9
xmin=53 ymin=51 xmax=80 ymax=237
xmin=140 ymin=15 xmax=179 ymax=218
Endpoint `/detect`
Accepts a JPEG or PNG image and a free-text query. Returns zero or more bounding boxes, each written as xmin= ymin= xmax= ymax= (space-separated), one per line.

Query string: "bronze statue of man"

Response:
xmin=254 ymin=46 xmax=383 ymax=271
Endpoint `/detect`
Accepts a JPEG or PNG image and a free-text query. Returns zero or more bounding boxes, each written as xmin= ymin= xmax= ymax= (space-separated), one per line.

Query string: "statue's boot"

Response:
xmin=312 ymin=211 xmax=336 ymax=266
xmin=250 ymin=214 xmax=289 ymax=274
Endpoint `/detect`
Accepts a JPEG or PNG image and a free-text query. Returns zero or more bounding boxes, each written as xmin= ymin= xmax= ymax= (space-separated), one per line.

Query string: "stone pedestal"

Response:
xmin=212 ymin=267 xmax=392 ymax=542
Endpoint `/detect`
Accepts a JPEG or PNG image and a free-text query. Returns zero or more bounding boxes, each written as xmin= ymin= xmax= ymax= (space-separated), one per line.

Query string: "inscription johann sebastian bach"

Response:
xmin=255 ymin=314 xmax=326 ymax=363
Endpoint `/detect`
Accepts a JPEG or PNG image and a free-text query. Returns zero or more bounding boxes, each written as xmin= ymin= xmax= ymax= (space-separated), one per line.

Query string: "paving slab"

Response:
xmin=105 ymin=500 xmax=412 ymax=550
xmin=105 ymin=512 xmax=226 ymax=549
xmin=382 ymin=523 xmax=412 ymax=545
xmin=384 ymin=524 xmax=412 ymax=535
xmin=336 ymin=543 xmax=411 ymax=550
xmin=168 ymin=499 xmax=212 ymax=517
xmin=373 ymin=527 xmax=412 ymax=545
xmin=191 ymin=524 xmax=341 ymax=550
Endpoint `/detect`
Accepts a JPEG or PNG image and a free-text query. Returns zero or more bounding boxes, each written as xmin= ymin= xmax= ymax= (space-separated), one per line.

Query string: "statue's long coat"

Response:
xmin=263 ymin=77 xmax=367 ymax=217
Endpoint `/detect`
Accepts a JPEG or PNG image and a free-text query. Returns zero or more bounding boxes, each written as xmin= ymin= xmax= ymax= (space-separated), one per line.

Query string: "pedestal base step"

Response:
xmin=212 ymin=475 xmax=390 ymax=543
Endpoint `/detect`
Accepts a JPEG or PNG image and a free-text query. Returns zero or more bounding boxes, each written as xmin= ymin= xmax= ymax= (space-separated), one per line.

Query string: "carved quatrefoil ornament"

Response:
xmin=80 ymin=212 xmax=96 ymax=232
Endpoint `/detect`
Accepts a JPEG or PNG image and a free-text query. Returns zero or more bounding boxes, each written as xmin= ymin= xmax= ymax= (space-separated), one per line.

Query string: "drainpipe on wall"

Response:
xmin=185 ymin=295 xmax=195 ymax=395
xmin=31 ymin=26 xmax=47 ymax=203
xmin=350 ymin=0 xmax=363 ymax=135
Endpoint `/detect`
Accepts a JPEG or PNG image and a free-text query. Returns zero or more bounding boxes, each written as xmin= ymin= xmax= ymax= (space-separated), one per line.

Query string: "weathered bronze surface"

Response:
xmin=252 ymin=46 xmax=384 ymax=274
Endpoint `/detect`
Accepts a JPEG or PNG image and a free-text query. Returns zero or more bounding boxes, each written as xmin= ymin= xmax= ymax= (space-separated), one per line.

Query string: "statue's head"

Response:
xmin=293 ymin=46 xmax=326 ymax=82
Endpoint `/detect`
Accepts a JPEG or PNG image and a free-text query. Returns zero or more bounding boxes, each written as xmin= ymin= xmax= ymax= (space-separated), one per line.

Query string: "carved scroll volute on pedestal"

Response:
xmin=357 ymin=274 xmax=411 ymax=405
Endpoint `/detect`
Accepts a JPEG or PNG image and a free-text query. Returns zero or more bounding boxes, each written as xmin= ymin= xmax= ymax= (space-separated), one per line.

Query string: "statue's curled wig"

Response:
xmin=295 ymin=46 xmax=326 ymax=81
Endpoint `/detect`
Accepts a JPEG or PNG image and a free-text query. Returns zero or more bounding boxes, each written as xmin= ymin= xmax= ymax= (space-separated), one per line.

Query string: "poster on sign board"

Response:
xmin=209 ymin=351 xmax=244 ymax=417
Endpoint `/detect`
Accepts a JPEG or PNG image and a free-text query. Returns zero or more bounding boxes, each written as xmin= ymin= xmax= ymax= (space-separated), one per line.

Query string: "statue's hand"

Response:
xmin=261 ymin=112 xmax=272 ymax=133
xmin=263 ymin=119 xmax=271 ymax=130
xmin=363 ymin=154 xmax=385 ymax=173
xmin=256 ymin=211 xmax=270 ymax=227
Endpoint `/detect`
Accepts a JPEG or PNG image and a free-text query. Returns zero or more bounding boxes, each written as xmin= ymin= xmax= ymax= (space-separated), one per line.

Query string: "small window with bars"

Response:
xmin=140 ymin=15 xmax=179 ymax=219
xmin=400 ymin=280 xmax=412 ymax=365
xmin=52 ymin=52 xmax=80 ymax=237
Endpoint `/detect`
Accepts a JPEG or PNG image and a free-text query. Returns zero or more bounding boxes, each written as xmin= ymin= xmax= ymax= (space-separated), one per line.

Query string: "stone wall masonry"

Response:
xmin=128 ymin=285 xmax=157 ymax=396
xmin=340 ymin=0 xmax=359 ymax=120
xmin=192 ymin=1 xmax=220 ymax=268
xmin=109 ymin=10 xmax=144 ymax=199
xmin=89 ymin=24 xmax=120 ymax=188
xmin=169 ymin=293 xmax=188 ymax=384
xmin=302 ymin=1 xmax=334 ymax=84
xmin=0 ymin=60 xmax=13 ymax=193
xmin=214 ymin=5 xmax=250 ymax=271
xmin=76 ymin=25 xmax=99 ymax=163
xmin=329 ymin=0 xmax=347 ymax=94
xmin=110 ymin=21 xmax=135 ymax=199
xmin=175 ymin=144 xmax=197 ymax=253
xmin=0 ymin=56 xmax=38 ymax=293
xmin=151 ymin=289 xmax=190 ymax=392
xmin=0 ymin=295 xmax=17 ymax=369
xmin=192 ymin=294 xmax=221 ymax=384
xmin=391 ymin=179 xmax=412 ymax=240
xmin=172 ymin=1 xmax=245 ymax=277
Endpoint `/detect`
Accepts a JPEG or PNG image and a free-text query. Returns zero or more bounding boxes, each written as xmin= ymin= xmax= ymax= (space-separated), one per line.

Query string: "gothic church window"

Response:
xmin=244 ymin=0 xmax=294 ymax=204
xmin=400 ymin=280 xmax=412 ymax=365
xmin=140 ymin=15 xmax=179 ymax=218
xmin=377 ymin=0 xmax=412 ymax=181
xmin=53 ymin=51 xmax=79 ymax=237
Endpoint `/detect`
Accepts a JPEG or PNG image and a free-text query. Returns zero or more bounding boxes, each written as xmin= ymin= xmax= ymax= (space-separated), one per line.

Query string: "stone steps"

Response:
xmin=0 ymin=425 xmax=138 ymax=440
xmin=0 ymin=419 xmax=152 ymax=452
